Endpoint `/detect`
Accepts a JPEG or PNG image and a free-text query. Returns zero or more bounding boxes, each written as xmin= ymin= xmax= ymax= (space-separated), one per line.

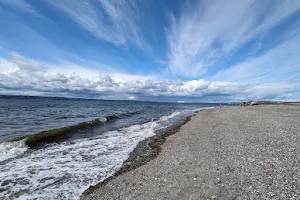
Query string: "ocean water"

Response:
xmin=0 ymin=96 xmax=218 ymax=200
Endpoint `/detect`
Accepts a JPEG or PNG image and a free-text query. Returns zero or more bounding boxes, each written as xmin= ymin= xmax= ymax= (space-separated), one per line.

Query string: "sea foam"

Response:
xmin=0 ymin=140 xmax=28 ymax=162
xmin=0 ymin=110 xmax=202 ymax=200
xmin=0 ymin=121 xmax=158 ymax=200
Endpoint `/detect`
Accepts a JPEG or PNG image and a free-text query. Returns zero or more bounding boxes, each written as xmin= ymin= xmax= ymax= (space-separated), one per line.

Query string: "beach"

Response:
xmin=82 ymin=105 xmax=300 ymax=200
xmin=1 ymin=96 xmax=214 ymax=199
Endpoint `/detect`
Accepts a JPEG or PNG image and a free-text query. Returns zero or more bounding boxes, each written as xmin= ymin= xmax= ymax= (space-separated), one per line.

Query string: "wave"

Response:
xmin=56 ymin=114 xmax=86 ymax=120
xmin=9 ymin=111 xmax=143 ymax=148
xmin=0 ymin=109 xmax=203 ymax=199
xmin=1 ymin=121 xmax=158 ymax=200
xmin=159 ymin=111 xmax=181 ymax=121
xmin=0 ymin=140 xmax=28 ymax=162
xmin=11 ymin=114 xmax=120 ymax=148
xmin=118 ymin=111 xmax=141 ymax=117
xmin=151 ymin=111 xmax=181 ymax=122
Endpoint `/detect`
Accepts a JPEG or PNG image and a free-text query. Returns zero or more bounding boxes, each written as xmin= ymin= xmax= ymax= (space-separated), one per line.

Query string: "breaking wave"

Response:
xmin=0 ymin=121 xmax=158 ymax=200
xmin=0 ymin=109 xmax=209 ymax=200
xmin=10 ymin=111 xmax=142 ymax=148
xmin=0 ymin=140 xmax=28 ymax=162
xmin=160 ymin=111 xmax=181 ymax=121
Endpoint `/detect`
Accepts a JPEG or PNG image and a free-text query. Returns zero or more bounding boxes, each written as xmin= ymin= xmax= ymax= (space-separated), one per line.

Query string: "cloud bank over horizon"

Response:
xmin=1 ymin=54 xmax=299 ymax=102
xmin=0 ymin=0 xmax=300 ymax=102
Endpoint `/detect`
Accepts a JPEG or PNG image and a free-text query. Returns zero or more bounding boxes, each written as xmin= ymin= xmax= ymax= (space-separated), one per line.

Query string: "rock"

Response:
xmin=250 ymin=100 xmax=259 ymax=106
xmin=237 ymin=102 xmax=251 ymax=106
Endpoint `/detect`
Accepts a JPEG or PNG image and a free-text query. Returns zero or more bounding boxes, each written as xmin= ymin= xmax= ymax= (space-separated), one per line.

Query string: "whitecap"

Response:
xmin=159 ymin=111 xmax=181 ymax=121
xmin=0 ymin=122 xmax=158 ymax=200
xmin=0 ymin=140 xmax=28 ymax=162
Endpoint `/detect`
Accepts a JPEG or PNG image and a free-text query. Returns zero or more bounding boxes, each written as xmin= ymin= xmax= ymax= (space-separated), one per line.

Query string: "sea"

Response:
xmin=0 ymin=96 xmax=220 ymax=200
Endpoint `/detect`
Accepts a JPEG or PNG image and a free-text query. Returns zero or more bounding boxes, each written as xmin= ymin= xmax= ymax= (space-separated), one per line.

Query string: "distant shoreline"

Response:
xmin=0 ymin=94 xmax=225 ymax=104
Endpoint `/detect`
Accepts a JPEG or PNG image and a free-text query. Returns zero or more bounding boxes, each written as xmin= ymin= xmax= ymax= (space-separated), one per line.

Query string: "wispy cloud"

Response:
xmin=166 ymin=0 xmax=300 ymax=77
xmin=154 ymin=58 xmax=167 ymax=65
xmin=212 ymin=35 xmax=300 ymax=84
xmin=1 ymin=53 xmax=299 ymax=101
xmin=47 ymin=0 xmax=150 ymax=52
xmin=1 ymin=0 xmax=300 ymax=101
xmin=245 ymin=82 xmax=300 ymax=100
xmin=0 ymin=0 xmax=42 ymax=17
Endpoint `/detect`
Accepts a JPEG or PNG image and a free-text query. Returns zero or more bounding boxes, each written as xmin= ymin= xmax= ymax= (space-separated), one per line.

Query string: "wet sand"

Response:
xmin=82 ymin=105 xmax=300 ymax=200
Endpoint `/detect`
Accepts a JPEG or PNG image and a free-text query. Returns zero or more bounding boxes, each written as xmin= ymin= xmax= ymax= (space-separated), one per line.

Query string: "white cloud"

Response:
xmin=47 ymin=0 xmax=150 ymax=52
xmin=244 ymin=82 xmax=300 ymax=101
xmin=166 ymin=0 xmax=300 ymax=77
xmin=1 ymin=53 xmax=299 ymax=101
xmin=127 ymin=96 xmax=136 ymax=100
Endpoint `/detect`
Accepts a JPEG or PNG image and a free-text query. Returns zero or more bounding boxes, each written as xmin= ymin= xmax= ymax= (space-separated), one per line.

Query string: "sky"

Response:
xmin=0 ymin=0 xmax=300 ymax=102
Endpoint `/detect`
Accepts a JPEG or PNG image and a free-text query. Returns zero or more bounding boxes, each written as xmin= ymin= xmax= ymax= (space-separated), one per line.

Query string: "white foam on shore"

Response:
xmin=0 ymin=140 xmax=28 ymax=162
xmin=160 ymin=111 xmax=181 ymax=121
xmin=0 ymin=109 xmax=205 ymax=200
xmin=0 ymin=121 xmax=158 ymax=200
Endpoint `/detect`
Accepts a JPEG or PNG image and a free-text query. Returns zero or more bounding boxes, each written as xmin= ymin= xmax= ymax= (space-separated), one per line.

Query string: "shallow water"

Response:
xmin=0 ymin=96 xmax=219 ymax=199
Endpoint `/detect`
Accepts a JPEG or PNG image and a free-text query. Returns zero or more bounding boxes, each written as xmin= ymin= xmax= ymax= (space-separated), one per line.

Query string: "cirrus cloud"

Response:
xmin=166 ymin=0 xmax=300 ymax=77
xmin=47 ymin=0 xmax=151 ymax=52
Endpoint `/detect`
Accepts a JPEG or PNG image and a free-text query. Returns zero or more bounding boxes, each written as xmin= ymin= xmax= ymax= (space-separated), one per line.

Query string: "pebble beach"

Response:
xmin=82 ymin=105 xmax=300 ymax=200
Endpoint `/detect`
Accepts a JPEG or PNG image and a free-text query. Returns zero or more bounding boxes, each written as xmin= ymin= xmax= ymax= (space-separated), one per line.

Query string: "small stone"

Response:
xmin=269 ymin=192 xmax=276 ymax=197
xmin=211 ymin=195 xmax=217 ymax=199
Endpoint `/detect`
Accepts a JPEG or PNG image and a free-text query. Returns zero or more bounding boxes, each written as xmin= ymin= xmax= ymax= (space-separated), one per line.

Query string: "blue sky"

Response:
xmin=0 ymin=0 xmax=300 ymax=102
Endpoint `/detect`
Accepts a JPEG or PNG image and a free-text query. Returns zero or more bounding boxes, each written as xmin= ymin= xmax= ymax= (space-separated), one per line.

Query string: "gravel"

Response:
xmin=81 ymin=105 xmax=300 ymax=200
